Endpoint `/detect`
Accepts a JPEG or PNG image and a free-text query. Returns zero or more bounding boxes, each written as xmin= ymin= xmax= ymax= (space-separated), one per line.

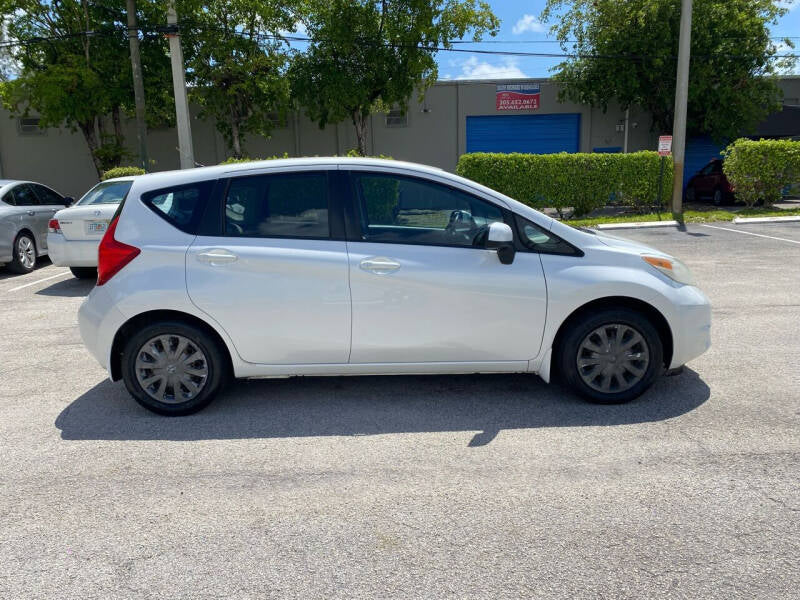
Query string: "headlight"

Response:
xmin=642 ymin=255 xmax=694 ymax=285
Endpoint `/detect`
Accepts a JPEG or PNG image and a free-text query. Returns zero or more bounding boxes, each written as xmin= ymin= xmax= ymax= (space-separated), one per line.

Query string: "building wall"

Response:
xmin=0 ymin=78 xmax=797 ymax=198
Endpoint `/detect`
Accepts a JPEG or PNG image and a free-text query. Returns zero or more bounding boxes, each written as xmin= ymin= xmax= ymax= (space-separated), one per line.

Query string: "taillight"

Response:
xmin=48 ymin=219 xmax=61 ymax=233
xmin=97 ymin=216 xmax=140 ymax=286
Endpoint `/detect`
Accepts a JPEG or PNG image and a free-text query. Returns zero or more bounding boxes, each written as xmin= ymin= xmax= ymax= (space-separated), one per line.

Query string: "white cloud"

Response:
xmin=512 ymin=14 xmax=546 ymax=35
xmin=279 ymin=21 xmax=307 ymax=39
xmin=456 ymin=56 xmax=528 ymax=80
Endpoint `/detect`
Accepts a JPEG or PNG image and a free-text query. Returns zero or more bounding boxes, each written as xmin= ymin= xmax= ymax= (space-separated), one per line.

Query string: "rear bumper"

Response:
xmin=47 ymin=234 xmax=99 ymax=267
xmin=78 ymin=286 xmax=127 ymax=375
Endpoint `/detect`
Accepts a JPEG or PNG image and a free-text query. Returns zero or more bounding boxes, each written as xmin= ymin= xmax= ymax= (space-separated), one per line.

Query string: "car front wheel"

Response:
xmin=121 ymin=321 xmax=227 ymax=415
xmin=558 ymin=308 xmax=663 ymax=404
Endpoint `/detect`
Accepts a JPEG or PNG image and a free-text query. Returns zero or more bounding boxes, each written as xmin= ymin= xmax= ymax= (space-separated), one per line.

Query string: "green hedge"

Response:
xmin=101 ymin=166 xmax=146 ymax=181
xmin=456 ymin=151 xmax=673 ymax=217
xmin=723 ymin=138 xmax=800 ymax=207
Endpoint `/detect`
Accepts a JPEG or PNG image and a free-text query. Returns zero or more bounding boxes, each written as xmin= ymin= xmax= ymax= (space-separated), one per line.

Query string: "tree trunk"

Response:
xmin=231 ymin=118 xmax=243 ymax=159
xmin=78 ymin=120 xmax=105 ymax=178
xmin=352 ymin=111 xmax=368 ymax=156
xmin=111 ymin=105 xmax=124 ymax=147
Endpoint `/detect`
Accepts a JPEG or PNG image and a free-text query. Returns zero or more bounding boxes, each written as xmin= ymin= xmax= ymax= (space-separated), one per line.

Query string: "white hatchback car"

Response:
xmin=78 ymin=158 xmax=711 ymax=415
xmin=48 ymin=177 xmax=136 ymax=279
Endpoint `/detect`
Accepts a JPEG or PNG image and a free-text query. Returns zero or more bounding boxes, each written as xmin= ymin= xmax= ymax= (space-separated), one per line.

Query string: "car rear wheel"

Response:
xmin=712 ymin=188 xmax=724 ymax=206
xmin=70 ymin=266 xmax=97 ymax=280
xmin=558 ymin=308 xmax=663 ymax=404
xmin=121 ymin=321 xmax=227 ymax=415
xmin=684 ymin=186 xmax=696 ymax=203
xmin=7 ymin=232 xmax=37 ymax=274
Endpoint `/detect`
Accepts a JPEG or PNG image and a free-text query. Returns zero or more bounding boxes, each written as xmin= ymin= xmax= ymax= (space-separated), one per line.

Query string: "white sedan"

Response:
xmin=47 ymin=176 xmax=137 ymax=278
xmin=78 ymin=157 xmax=711 ymax=415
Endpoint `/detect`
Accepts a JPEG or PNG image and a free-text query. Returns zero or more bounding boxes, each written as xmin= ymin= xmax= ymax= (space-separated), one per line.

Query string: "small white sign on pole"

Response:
xmin=658 ymin=135 xmax=673 ymax=156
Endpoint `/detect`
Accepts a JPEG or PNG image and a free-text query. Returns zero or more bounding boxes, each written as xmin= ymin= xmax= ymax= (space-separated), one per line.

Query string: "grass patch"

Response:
xmin=565 ymin=207 xmax=800 ymax=227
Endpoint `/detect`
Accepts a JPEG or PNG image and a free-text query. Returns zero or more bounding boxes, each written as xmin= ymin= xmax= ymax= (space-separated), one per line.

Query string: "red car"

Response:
xmin=685 ymin=158 xmax=735 ymax=205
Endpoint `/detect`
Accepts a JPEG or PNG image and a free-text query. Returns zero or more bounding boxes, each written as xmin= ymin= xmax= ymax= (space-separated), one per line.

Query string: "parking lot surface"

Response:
xmin=1 ymin=222 xmax=798 ymax=599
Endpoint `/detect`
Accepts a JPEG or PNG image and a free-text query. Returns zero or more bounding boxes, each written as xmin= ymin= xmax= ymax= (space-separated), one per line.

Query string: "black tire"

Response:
xmin=684 ymin=186 xmax=696 ymax=203
xmin=120 ymin=320 xmax=227 ymax=416
xmin=7 ymin=231 xmax=37 ymax=274
xmin=70 ymin=266 xmax=97 ymax=280
xmin=557 ymin=308 xmax=664 ymax=404
xmin=712 ymin=187 xmax=724 ymax=206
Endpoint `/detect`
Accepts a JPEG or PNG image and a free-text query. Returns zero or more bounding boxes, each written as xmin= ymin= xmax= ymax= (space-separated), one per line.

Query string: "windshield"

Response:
xmin=77 ymin=181 xmax=132 ymax=206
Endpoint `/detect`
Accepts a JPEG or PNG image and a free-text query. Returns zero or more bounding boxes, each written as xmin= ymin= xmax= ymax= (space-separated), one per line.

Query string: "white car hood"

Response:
xmin=591 ymin=230 xmax=672 ymax=257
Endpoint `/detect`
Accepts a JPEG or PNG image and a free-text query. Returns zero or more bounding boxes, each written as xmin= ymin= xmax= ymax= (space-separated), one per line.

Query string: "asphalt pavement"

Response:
xmin=0 ymin=221 xmax=798 ymax=599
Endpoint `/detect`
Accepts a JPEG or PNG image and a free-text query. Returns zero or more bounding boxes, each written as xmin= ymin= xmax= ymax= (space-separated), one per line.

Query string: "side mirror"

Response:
xmin=485 ymin=222 xmax=516 ymax=265
xmin=63 ymin=197 xmax=75 ymax=207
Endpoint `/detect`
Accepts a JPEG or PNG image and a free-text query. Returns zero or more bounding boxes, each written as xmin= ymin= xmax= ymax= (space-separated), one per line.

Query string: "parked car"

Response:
xmin=0 ymin=179 xmax=73 ymax=274
xmin=79 ymin=158 xmax=711 ymax=416
xmin=47 ymin=177 xmax=137 ymax=279
xmin=685 ymin=158 xmax=734 ymax=205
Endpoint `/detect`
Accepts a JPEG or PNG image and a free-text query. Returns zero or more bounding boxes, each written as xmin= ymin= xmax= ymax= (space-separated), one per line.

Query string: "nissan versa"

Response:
xmin=78 ymin=158 xmax=711 ymax=415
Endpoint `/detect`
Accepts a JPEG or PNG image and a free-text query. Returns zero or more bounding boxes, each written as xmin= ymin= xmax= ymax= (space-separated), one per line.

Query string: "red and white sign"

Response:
xmin=496 ymin=84 xmax=540 ymax=111
xmin=658 ymin=135 xmax=673 ymax=156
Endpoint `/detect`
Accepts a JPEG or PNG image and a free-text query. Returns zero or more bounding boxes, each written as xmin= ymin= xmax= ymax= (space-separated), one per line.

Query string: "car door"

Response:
xmin=694 ymin=162 xmax=715 ymax=198
xmin=7 ymin=184 xmax=45 ymax=251
xmin=344 ymin=169 xmax=548 ymax=365
xmin=186 ymin=168 xmax=351 ymax=365
xmin=30 ymin=184 xmax=65 ymax=251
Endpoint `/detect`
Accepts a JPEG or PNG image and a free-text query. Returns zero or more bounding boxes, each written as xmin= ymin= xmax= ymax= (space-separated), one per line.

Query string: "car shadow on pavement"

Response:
xmin=35 ymin=277 xmax=94 ymax=297
xmin=56 ymin=369 xmax=710 ymax=446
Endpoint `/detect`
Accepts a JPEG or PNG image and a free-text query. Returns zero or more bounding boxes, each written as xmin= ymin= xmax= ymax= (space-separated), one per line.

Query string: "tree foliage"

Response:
xmin=289 ymin=0 xmax=499 ymax=155
xmin=0 ymin=1 xmax=173 ymax=176
xmin=180 ymin=0 xmax=296 ymax=158
xmin=540 ymin=0 xmax=795 ymax=142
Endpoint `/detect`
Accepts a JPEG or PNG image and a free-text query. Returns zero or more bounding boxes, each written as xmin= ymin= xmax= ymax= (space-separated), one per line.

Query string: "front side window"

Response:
xmin=353 ymin=173 xmax=504 ymax=247
xmin=77 ymin=181 xmax=133 ymax=206
xmin=224 ymin=172 xmax=329 ymax=238
xmin=31 ymin=184 xmax=63 ymax=206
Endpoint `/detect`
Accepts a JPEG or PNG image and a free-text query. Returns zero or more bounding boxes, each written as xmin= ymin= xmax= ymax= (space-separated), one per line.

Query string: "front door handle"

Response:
xmin=197 ymin=249 xmax=238 ymax=266
xmin=360 ymin=256 xmax=401 ymax=275
xmin=27 ymin=210 xmax=35 ymax=216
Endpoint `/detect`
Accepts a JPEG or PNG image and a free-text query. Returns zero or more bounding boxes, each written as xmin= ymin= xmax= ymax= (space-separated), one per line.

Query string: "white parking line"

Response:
xmin=701 ymin=224 xmax=800 ymax=245
xmin=7 ymin=271 xmax=70 ymax=292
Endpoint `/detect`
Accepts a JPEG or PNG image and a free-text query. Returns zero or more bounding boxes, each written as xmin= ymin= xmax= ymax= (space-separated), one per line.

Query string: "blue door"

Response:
xmin=466 ymin=114 xmax=581 ymax=154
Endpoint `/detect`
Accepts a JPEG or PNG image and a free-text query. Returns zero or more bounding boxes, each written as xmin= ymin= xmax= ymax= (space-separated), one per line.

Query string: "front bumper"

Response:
xmin=47 ymin=234 xmax=99 ymax=267
xmin=667 ymin=285 xmax=712 ymax=369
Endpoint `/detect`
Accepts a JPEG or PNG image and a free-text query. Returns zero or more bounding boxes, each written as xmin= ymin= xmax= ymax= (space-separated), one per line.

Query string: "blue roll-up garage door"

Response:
xmin=684 ymin=137 xmax=725 ymax=189
xmin=466 ymin=114 xmax=581 ymax=154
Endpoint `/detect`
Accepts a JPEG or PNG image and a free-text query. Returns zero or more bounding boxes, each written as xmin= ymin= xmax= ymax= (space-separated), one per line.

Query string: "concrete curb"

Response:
xmin=596 ymin=220 xmax=679 ymax=230
xmin=732 ymin=216 xmax=800 ymax=224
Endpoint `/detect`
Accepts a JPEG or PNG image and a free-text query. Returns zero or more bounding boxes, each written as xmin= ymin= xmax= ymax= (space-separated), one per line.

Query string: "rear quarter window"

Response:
xmin=141 ymin=180 xmax=216 ymax=234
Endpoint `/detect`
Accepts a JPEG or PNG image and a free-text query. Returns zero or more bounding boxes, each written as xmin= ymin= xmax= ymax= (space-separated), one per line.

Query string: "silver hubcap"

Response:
xmin=17 ymin=236 xmax=35 ymax=269
xmin=577 ymin=323 xmax=650 ymax=394
xmin=135 ymin=335 xmax=209 ymax=404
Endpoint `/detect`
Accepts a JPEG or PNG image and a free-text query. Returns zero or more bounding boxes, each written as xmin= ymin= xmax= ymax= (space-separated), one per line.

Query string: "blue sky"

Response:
xmin=435 ymin=0 xmax=800 ymax=81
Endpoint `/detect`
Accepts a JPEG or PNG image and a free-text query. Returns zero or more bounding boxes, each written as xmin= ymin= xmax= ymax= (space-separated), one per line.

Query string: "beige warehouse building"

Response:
xmin=1 ymin=77 xmax=799 ymax=198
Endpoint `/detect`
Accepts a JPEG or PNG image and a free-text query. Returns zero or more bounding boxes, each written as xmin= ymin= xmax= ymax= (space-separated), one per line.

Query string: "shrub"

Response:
xmin=101 ymin=166 xmax=146 ymax=181
xmin=456 ymin=151 xmax=673 ymax=218
xmin=722 ymin=138 xmax=800 ymax=207
xmin=218 ymin=153 xmax=290 ymax=164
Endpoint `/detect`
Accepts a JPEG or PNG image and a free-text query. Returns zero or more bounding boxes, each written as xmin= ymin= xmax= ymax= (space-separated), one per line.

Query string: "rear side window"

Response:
xmin=142 ymin=180 xmax=215 ymax=234
xmin=224 ymin=172 xmax=329 ymax=238
xmin=31 ymin=184 xmax=64 ymax=205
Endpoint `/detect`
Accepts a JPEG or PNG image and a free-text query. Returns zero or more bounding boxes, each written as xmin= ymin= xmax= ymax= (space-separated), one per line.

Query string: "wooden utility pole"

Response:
xmin=126 ymin=0 xmax=148 ymax=170
xmin=670 ymin=0 xmax=693 ymax=216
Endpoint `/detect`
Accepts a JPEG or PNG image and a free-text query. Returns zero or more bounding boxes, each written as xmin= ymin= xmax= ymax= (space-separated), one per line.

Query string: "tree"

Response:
xmin=289 ymin=0 xmax=499 ymax=155
xmin=179 ymin=0 xmax=295 ymax=158
xmin=540 ymin=0 xmax=796 ymax=142
xmin=0 ymin=0 xmax=172 ymax=176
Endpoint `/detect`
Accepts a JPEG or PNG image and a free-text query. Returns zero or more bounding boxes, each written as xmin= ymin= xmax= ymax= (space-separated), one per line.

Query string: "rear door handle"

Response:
xmin=197 ymin=249 xmax=238 ymax=266
xmin=27 ymin=210 xmax=35 ymax=216
xmin=360 ymin=257 xmax=401 ymax=275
